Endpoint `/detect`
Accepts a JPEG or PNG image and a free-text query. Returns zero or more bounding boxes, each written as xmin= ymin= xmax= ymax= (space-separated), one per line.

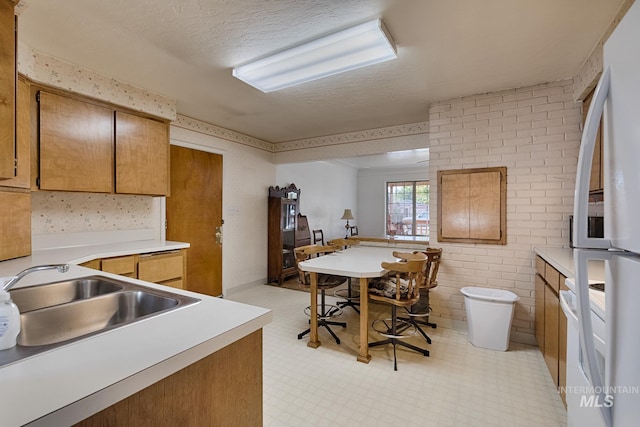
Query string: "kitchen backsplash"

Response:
xmin=31 ymin=191 xmax=157 ymax=235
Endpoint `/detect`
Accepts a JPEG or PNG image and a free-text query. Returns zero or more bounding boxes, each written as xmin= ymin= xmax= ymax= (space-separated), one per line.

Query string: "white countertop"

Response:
xmin=535 ymin=246 xmax=606 ymax=320
xmin=0 ymin=240 xmax=190 ymax=283
xmin=533 ymin=246 xmax=605 ymax=282
xmin=0 ymin=241 xmax=272 ymax=426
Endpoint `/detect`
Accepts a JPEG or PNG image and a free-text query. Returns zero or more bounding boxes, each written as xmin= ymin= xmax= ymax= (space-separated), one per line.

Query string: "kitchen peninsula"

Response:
xmin=0 ymin=240 xmax=272 ymax=426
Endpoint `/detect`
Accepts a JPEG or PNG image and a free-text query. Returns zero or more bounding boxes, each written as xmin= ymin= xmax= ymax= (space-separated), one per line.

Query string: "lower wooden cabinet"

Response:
xmin=0 ymin=190 xmax=31 ymax=261
xmin=535 ymin=255 xmax=568 ymax=407
xmin=138 ymin=251 xmax=185 ymax=289
xmin=101 ymin=255 xmax=136 ymax=278
xmin=74 ymin=329 xmax=263 ymax=427
xmin=80 ymin=249 xmax=186 ymax=289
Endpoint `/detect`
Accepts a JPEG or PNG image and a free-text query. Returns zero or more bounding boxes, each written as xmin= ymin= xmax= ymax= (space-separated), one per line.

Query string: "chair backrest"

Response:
xmin=380 ymin=252 xmax=427 ymax=302
xmin=327 ymin=238 xmax=360 ymax=250
xmin=294 ymin=244 xmax=336 ymax=285
xmin=312 ymin=229 xmax=324 ymax=245
xmin=418 ymin=248 xmax=442 ymax=289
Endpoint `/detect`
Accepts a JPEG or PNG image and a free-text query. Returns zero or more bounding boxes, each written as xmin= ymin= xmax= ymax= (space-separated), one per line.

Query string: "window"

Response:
xmin=386 ymin=181 xmax=430 ymax=236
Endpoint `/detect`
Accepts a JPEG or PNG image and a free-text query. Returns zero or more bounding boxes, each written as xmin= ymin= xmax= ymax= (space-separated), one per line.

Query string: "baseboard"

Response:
xmin=224 ymin=279 xmax=266 ymax=298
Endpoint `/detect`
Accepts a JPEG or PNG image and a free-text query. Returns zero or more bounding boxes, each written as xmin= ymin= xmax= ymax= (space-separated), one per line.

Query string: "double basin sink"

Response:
xmin=0 ymin=275 xmax=200 ymax=367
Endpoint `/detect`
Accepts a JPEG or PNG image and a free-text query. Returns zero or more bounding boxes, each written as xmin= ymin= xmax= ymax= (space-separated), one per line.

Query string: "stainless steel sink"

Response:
xmin=19 ymin=290 xmax=180 ymax=347
xmin=0 ymin=276 xmax=199 ymax=367
xmin=9 ymin=276 xmax=124 ymax=313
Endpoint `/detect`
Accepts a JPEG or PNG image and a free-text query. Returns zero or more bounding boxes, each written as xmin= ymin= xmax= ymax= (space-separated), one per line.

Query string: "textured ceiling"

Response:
xmin=17 ymin=0 xmax=625 ymax=143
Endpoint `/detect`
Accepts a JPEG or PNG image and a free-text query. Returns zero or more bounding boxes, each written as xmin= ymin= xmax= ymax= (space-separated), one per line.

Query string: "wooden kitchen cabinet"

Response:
xmin=100 ymin=255 xmax=136 ymax=278
xmin=534 ymin=272 xmax=545 ymax=351
xmin=544 ymin=280 xmax=560 ymax=385
xmin=0 ymin=190 xmax=31 ymax=261
xmin=438 ymin=167 xmax=507 ymax=244
xmin=74 ymin=329 xmax=263 ymax=427
xmin=138 ymin=250 xmax=186 ymax=289
xmin=1 ymin=77 xmax=31 ymax=190
xmin=38 ymin=90 xmax=114 ymax=193
xmin=558 ymin=280 xmax=568 ymax=406
xmin=0 ymin=0 xmax=17 ymax=181
xmin=79 ymin=249 xmax=186 ymax=289
xmin=115 ymin=111 xmax=169 ymax=196
xmin=34 ymin=87 xmax=169 ymax=196
xmin=583 ymin=89 xmax=604 ymax=194
xmin=535 ymin=255 xmax=568 ymax=407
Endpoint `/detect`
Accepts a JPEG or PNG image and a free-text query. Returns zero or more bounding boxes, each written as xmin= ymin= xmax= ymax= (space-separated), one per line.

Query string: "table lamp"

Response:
xmin=341 ymin=209 xmax=355 ymax=238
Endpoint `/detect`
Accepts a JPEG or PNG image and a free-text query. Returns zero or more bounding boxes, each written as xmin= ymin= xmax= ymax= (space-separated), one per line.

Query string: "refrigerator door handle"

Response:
xmin=573 ymin=68 xmax=611 ymax=250
xmin=574 ymin=249 xmax=612 ymax=427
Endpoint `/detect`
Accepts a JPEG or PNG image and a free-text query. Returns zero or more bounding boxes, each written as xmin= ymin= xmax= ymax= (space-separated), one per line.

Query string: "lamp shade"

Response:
xmin=341 ymin=209 xmax=355 ymax=220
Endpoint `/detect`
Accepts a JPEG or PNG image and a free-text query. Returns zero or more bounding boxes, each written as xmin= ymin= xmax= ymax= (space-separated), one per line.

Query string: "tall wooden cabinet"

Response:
xmin=0 ymin=0 xmax=17 ymax=181
xmin=267 ymin=184 xmax=310 ymax=285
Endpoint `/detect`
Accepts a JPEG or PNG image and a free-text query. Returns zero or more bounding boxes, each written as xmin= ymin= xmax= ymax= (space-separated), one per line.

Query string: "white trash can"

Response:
xmin=460 ymin=286 xmax=519 ymax=351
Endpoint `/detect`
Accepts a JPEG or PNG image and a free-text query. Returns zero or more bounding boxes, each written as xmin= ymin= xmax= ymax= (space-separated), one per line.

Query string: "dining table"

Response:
xmin=298 ymin=245 xmax=399 ymax=363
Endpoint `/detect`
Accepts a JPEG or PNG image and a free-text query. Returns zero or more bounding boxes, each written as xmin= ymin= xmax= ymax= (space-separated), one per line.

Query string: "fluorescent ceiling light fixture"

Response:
xmin=232 ymin=18 xmax=397 ymax=93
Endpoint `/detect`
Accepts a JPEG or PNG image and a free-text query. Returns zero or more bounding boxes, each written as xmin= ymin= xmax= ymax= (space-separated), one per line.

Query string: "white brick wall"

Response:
xmin=428 ymin=79 xmax=581 ymax=345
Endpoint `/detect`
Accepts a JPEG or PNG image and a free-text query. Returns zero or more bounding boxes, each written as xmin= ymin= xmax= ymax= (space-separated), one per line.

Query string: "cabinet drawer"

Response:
xmin=138 ymin=251 xmax=184 ymax=283
xmin=535 ymin=256 xmax=545 ymax=277
xmin=159 ymin=278 xmax=183 ymax=290
xmin=80 ymin=259 xmax=102 ymax=270
xmin=101 ymin=255 xmax=136 ymax=276
xmin=544 ymin=264 xmax=560 ymax=293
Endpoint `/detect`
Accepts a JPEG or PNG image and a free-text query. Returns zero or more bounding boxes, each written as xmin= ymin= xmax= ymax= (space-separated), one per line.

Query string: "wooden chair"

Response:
xmin=312 ymin=229 xmax=324 ymax=245
xmin=398 ymin=248 xmax=442 ymax=344
xmin=294 ymin=244 xmax=348 ymax=344
xmin=327 ymin=238 xmax=359 ymax=250
xmin=368 ymin=251 xmax=429 ymax=371
xmin=327 ymin=238 xmax=361 ymax=313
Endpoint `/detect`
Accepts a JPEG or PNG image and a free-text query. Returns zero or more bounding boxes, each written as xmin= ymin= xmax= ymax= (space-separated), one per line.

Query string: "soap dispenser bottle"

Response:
xmin=0 ymin=290 xmax=20 ymax=350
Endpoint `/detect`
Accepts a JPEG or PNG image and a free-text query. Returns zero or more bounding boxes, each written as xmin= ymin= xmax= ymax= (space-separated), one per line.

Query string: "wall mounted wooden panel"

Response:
xmin=437 ymin=166 xmax=507 ymax=245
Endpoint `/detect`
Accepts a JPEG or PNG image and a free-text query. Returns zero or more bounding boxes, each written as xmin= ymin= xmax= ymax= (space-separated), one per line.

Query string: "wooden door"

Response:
xmin=167 ymin=146 xmax=222 ymax=296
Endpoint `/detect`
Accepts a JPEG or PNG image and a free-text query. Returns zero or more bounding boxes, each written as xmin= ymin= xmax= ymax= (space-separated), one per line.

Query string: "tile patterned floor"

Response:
xmin=229 ymin=284 xmax=567 ymax=427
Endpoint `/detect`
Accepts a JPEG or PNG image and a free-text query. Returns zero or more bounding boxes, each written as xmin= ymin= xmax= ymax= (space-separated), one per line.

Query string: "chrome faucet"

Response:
xmin=2 ymin=264 xmax=70 ymax=291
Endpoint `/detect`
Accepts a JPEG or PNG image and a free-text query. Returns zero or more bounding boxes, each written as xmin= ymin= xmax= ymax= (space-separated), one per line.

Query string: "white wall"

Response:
xmin=275 ymin=161 xmax=357 ymax=241
xmin=357 ymin=165 xmax=429 ymax=236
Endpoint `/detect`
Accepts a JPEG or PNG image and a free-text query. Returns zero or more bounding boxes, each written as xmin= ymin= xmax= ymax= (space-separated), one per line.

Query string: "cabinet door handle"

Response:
xmin=215 ymin=226 xmax=222 ymax=245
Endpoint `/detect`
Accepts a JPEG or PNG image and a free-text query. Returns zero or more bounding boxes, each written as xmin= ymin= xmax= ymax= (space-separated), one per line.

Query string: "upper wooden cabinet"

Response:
xmin=1 ymin=77 xmax=31 ymax=189
xmin=0 ymin=1 xmax=17 ymax=180
xmin=115 ymin=111 xmax=169 ymax=196
xmin=38 ymin=91 xmax=114 ymax=192
xmin=437 ymin=167 xmax=507 ymax=244
xmin=583 ymin=89 xmax=604 ymax=194
xmin=35 ymin=88 xmax=170 ymax=196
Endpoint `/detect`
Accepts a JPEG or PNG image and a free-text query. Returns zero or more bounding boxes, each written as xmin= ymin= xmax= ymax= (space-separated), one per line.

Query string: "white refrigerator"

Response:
xmin=566 ymin=1 xmax=640 ymax=426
